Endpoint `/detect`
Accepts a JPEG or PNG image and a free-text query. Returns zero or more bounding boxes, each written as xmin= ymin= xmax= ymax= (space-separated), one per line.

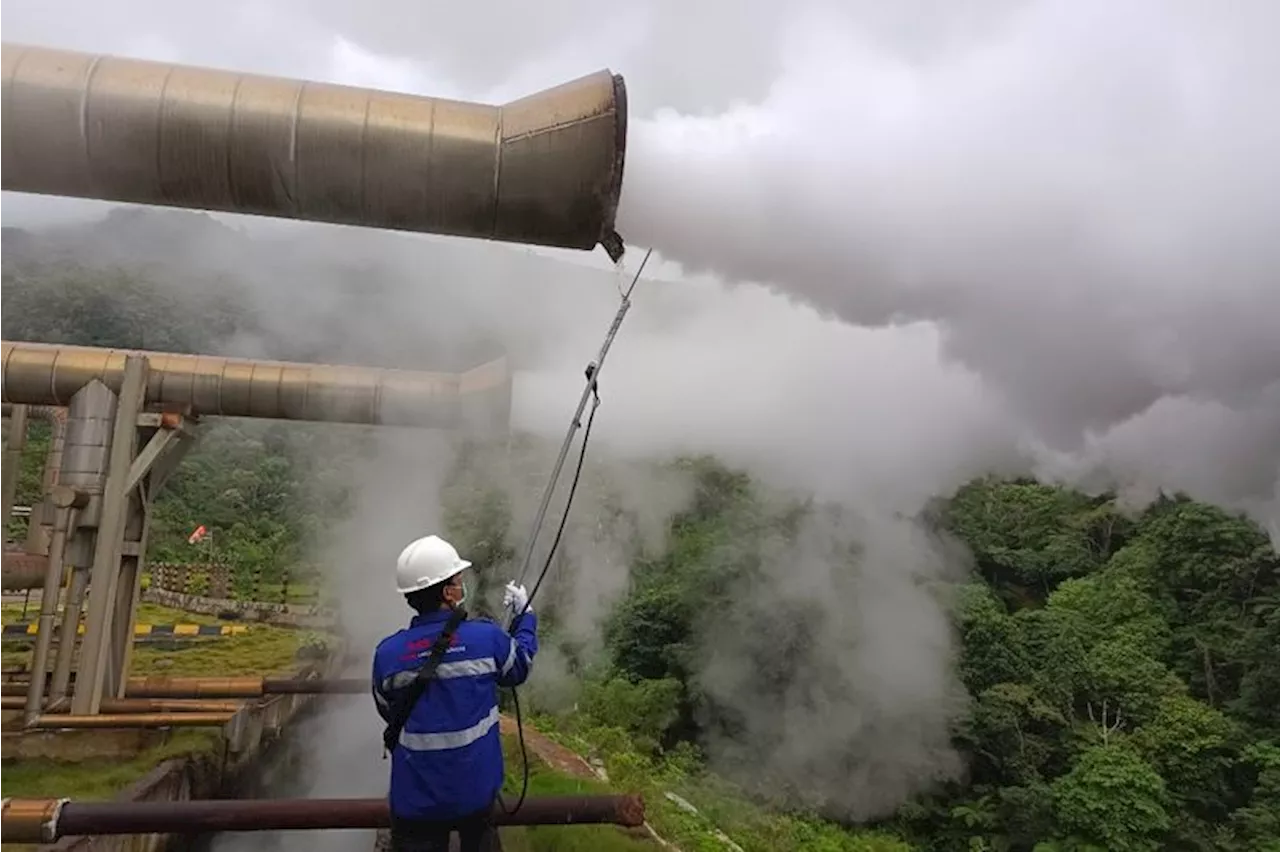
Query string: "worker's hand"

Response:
xmin=503 ymin=581 xmax=530 ymax=616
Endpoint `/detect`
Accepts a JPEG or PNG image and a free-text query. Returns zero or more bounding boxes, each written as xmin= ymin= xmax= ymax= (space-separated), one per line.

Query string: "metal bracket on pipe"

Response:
xmin=126 ymin=413 xmax=198 ymax=494
xmin=125 ymin=429 xmax=177 ymax=494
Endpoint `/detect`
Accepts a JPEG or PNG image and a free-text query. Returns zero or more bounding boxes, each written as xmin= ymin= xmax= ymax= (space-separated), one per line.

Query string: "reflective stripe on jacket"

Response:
xmin=372 ymin=609 xmax=538 ymax=820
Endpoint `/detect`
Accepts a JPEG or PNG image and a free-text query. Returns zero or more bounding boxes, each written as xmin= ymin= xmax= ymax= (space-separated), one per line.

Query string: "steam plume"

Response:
xmin=619 ymin=0 xmax=1280 ymax=528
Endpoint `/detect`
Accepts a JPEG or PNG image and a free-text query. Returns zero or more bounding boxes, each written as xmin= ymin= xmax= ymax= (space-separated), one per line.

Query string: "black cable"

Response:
xmin=500 ymin=387 xmax=603 ymax=815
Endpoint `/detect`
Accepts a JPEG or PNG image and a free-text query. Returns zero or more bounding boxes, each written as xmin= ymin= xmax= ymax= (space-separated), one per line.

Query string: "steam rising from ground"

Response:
xmin=698 ymin=504 xmax=968 ymax=820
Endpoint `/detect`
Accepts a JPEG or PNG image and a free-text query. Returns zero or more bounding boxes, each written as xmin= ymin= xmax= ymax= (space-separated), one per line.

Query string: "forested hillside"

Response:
xmin=4 ymin=215 xmax=1277 ymax=851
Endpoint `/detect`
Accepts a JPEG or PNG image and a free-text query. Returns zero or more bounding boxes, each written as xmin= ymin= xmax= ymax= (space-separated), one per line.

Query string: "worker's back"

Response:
xmin=373 ymin=609 xmax=538 ymax=821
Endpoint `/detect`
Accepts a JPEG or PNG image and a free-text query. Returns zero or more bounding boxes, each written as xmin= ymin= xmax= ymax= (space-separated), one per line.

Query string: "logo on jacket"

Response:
xmin=400 ymin=633 xmax=461 ymax=661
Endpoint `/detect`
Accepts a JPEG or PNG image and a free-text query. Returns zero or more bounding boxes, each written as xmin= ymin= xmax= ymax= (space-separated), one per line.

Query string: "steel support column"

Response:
xmin=72 ymin=356 xmax=148 ymax=714
xmin=111 ymin=416 xmax=198 ymax=696
xmin=49 ymin=382 xmax=118 ymax=702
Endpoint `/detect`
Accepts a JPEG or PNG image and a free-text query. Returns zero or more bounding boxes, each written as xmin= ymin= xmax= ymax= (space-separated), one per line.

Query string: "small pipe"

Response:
xmin=2 ymin=697 xmax=241 ymax=713
xmin=25 ymin=712 xmax=235 ymax=729
xmin=261 ymin=676 xmax=368 ymax=695
xmin=47 ymin=564 xmax=88 ymax=700
xmin=1 ymin=795 xmax=646 ymax=842
xmin=5 ymin=676 xmax=370 ymax=699
xmin=124 ymin=676 xmax=267 ymax=698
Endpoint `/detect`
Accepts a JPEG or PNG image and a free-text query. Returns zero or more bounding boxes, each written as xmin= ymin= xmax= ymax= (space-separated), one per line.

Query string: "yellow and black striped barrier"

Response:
xmin=3 ymin=623 xmax=248 ymax=637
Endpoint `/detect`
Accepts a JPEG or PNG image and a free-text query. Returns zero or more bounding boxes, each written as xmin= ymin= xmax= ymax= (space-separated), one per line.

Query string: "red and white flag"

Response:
xmin=187 ymin=524 xmax=208 ymax=545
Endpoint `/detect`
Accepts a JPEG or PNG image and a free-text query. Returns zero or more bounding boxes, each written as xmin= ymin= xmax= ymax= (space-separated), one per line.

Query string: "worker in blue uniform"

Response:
xmin=373 ymin=534 xmax=538 ymax=852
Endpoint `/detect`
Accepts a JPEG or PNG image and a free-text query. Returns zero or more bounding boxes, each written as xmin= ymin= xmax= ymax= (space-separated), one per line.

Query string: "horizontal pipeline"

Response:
xmin=26 ymin=712 xmax=236 ymax=729
xmin=0 ymin=697 xmax=241 ymax=714
xmin=2 ymin=675 xmax=368 ymax=699
xmin=1 ymin=794 xmax=646 ymax=842
xmin=1 ymin=340 xmax=512 ymax=430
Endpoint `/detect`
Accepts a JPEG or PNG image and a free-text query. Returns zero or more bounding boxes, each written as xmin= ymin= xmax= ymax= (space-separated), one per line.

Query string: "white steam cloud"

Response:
xmin=619 ymin=0 xmax=1280 ymax=529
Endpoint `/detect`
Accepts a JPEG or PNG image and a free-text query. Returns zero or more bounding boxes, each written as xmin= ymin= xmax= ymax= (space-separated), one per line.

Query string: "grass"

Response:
xmin=498 ymin=733 xmax=659 ymax=852
xmin=2 ymin=601 xmax=321 ymax=677
xmin=0 ymin=729 xmax=222 ymax=800
xmin=0 ymin=730 xmax=225 ymax=852
xmin=526 ymin=715 xmax=917 ymax=852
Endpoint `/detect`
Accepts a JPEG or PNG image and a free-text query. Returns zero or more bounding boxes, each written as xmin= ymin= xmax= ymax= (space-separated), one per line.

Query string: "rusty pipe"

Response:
xmin=1 ymin=341 xmax=511 ymax=431
xmin=1 ymin=795 xmax=645 ymax=842
xmin=124 ymin=676 xmax=269 ymax=698
xmin=7 ymin=676 xmax=369 ymax=698
xmin=1 ymin=42 xmax=627 ymax=259
xmin=1 ymin=551 xmax=47 ymax=590
xmin=128 ymin=676 xmax=369 ymax=698
xmin=261 ymin=676 xmax=368 ymax=694
xmin=2 ymin=697 xmax=241 ymax=713
xmin=25 ymin=712 xmax=235 ymax=729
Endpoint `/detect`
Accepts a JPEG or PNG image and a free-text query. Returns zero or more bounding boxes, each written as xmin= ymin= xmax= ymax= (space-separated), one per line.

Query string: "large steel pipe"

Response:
xmin=1 ymin=795 xmax=646 ymax=842
xmin=1 ymin=42 xmax=627 ymax=260
xmin=1 ymin=341 xmax=511 ymax=430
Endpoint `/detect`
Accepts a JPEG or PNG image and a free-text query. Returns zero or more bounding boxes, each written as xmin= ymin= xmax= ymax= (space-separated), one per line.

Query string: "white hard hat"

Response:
xmin=396 ymin=535 xmax=472 ymax=594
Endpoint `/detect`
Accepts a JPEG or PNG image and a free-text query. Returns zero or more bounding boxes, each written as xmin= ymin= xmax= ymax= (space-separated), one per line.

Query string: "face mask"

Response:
xmin=457 ymin=581 xmax=469 ymax=606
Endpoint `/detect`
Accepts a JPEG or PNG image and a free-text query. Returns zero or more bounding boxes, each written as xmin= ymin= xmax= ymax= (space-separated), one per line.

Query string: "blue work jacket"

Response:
xmin=372 ymin=608 xmax=538 ymax=820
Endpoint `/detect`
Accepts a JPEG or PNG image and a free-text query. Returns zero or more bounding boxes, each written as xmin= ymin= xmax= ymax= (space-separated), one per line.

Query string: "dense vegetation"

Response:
xmin=4 ymin=221 xmax=1277 ymax=850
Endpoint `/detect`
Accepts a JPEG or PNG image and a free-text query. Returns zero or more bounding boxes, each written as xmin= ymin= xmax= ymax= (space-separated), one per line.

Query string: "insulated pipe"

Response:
xmin=8 ymin=676 xmax=371 ymax=699
xmin=1 ymin=341 xmax=512 ymax=431
xmin=128 ymin=676 xmax=368 ymax=698
xmin=1 ymin=697 xmax=242 ymax=713
xmin=1 ymin=795 xmax=646 ymax=842
xmin=47 ymin=381 xmax=115 ymax=702
xmin=25 ymin=712 xmax=236 ymax=729
xmin=1 ymin=42 xmax=628 ymax=260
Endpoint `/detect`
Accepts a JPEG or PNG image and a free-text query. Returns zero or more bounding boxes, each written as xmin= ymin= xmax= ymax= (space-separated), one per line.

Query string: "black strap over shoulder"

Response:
xmin=382 ymin=606 xmax=467 ymax=756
